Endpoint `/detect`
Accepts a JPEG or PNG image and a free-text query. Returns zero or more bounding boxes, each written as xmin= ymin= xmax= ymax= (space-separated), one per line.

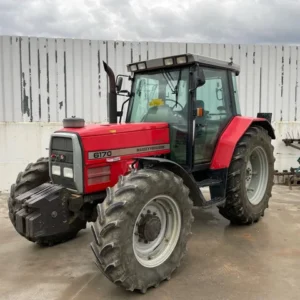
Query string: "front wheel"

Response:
xmin=218 ymin=126 xmax=275 ymax=224
xmin=90 ymin=168 xmax=194 ymax=293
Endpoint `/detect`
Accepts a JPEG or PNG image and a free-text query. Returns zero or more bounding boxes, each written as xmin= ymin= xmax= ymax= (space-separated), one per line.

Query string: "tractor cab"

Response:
xmin=115 ymin=54 xmax=241 ymax=169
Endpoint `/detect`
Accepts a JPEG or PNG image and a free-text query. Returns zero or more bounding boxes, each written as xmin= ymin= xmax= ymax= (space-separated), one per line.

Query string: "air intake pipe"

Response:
xmin=103 ymin=61 xmax=117 ymax=123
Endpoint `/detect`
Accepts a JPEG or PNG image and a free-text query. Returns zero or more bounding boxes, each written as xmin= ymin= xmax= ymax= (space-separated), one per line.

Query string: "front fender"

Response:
xmin=136 ymin=157 xmax=205 ymax=207
xmin=210 ymin=116 xmax=275 ymax=170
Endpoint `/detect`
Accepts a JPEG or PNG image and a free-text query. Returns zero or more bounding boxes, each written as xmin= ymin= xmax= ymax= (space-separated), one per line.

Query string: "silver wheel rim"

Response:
xmin=132 ymin=195 xmax=182 ymax=268
xmin=245 ymin=146 xmax=269 ymax=205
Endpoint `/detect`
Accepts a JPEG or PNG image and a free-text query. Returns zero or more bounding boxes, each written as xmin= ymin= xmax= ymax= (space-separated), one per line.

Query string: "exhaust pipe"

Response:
xmin=103 ymin=61 xmax=117 ymax=123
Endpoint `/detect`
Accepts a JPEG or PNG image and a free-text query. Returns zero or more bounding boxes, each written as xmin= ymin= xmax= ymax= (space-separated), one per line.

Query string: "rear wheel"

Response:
xmin=90 ymin=168 xmax=194 ymax=293
xmin=8 ymin=157 xmax=86 ymax=246
xmin=218 ymin=126 xmax=275 ymax=224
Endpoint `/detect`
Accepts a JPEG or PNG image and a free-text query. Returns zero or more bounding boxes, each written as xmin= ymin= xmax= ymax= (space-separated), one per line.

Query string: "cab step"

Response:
xmin=196 ymin=178 xmax=225 ymax=209
xmin=197 ymin=178 xmax=222 ymax=188
xmin=201 ymin=197 xmax=226 ymax=209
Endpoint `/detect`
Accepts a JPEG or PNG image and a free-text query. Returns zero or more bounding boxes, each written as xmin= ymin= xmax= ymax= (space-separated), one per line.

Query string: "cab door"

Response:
xmin=193 ymin=68 xmax=234 ymax=164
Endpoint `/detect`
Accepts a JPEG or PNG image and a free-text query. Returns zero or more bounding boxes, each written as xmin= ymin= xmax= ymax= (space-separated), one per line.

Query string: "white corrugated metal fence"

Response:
xmin=1 ymin=36 xmax=300 ymax=123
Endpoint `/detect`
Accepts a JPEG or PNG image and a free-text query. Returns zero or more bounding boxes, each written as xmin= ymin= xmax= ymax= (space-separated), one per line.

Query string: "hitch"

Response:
xmin=282 ymin=138 xmax=300 ymax=151
xmin=274 ymin=138 xmax=300 ymax=188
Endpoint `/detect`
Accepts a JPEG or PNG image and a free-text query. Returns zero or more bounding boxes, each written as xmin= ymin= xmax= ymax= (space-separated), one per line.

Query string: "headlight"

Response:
xmin=164 ymin=58 xmax=174 ymax=65
xmin=63 ymin=167 xmax=73 ymax=178
xmin=130 ymin=64 xmax=138 ymax=72
xmin=176 ymin=56 xmax=187 ymax=64
xmin=52 ymin=165 xmax=61 ymax=176
xmin=137 ymin=62 xmax=146 ymax=70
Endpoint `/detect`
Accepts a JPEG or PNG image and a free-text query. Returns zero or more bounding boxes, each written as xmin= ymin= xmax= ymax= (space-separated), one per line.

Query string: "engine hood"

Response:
xmin=56 ymin=122 xmax=169 ymax=137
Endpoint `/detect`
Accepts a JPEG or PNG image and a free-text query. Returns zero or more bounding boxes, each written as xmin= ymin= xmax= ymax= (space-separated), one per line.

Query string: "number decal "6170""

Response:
xmin=93 ymin=151 xmax=112 ymax=159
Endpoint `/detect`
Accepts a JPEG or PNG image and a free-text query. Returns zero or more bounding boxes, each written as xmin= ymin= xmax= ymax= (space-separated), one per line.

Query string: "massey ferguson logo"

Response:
xmin=136 ymin=145 xmax=166 ymax=152
xmin=88 ymin=144 xmax=170 ymax=160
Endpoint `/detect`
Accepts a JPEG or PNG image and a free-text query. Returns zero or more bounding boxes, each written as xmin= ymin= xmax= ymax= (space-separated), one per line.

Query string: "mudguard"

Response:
xmin=137 ymin=157 xmax=205 ymax=206
xmin=210 ymin=116 xmax=275 ymax=170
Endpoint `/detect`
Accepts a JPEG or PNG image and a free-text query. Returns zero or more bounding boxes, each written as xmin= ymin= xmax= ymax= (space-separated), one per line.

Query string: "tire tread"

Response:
xmin=91 ymin=168 xmax=194 ymax=293
xmin=218 ymin=125 xmax=275 ymax=224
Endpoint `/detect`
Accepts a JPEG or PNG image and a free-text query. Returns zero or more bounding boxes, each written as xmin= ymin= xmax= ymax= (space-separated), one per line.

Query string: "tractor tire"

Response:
xmin=7 ymin=157 xmax=86 ymax=246
xmin=218 ymin=126 xmax=275 ymax=225
xmin=90 ymin=168 xmax=194 ymax=293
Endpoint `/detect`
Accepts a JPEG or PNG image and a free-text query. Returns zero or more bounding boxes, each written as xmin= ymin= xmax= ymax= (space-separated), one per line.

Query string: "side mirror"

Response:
xmin=190 ymin=65 xmax=205 ymax=93
xmin=115 ymin=74 xmax=132 ymax=96
xmin=116 ymin=76 xmax=123 ymax=93
xmin=195 ymin=66 xmax=206 ymax=88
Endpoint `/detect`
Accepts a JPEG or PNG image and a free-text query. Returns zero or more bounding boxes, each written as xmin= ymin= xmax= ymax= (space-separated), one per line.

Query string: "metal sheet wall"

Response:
xmin=1 ymin=36 xmax=299 ymax=123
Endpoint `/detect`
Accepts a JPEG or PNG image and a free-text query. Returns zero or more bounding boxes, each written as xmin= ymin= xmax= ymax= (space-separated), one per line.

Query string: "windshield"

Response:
xmin=127 ymin=67 xmax=190 ymax=126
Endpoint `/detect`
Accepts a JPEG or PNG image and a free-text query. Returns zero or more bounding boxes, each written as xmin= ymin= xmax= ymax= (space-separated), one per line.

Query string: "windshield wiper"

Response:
xmin=174 ymin=69 xmax=182 ymax=108
xmin=136 ymin=79 xmax=145 ymax=97
xmin=162 ymin=69 xmax=182 ymax=107
xmin=162 ymin=70 xmax=176 ymax=94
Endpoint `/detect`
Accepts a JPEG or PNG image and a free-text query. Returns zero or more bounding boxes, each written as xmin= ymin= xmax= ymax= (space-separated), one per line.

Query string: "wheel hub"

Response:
xmin=138 ymin=214 xmax=161 ymax=242
xmin=246 ymin=160 xmax=253 ymax=187
xmin=245 ymin=146 xmax=269 ymax=205
xmin=132 ymin=195 xmax=182 ymax=268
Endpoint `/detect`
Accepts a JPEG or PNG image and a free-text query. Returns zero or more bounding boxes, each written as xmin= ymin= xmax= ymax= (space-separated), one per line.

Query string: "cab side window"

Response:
xmin=196 ymin=69 xmax=231 ymax=120
xmin=194 ymin=68 xmax=232 ymax=163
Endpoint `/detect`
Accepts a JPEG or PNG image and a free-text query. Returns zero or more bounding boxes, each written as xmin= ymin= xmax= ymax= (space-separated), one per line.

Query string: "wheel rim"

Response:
xmin=245 ymin=146 xmax=269 ymax=205
xmin=132 ymin=195 xmax=182 ymax=268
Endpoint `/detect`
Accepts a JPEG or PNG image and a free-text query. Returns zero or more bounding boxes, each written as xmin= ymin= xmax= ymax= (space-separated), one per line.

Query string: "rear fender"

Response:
xmin=137 ymin=157 xmax=205 ymax=206
xmin=210 ymin=116 xmax=275 ymax=170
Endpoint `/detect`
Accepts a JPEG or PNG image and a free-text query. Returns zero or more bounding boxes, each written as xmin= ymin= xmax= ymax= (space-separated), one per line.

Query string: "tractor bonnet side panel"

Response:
xmin=81 ymin=127 xmax=170 ymax=194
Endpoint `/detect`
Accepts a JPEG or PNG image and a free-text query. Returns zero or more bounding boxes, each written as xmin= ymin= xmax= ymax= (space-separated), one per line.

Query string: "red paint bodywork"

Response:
xmin=58 ymin=122 xmax=170 ymax=194
xmin=59 ymin=122 xmax=169 ymax=137
xmin=210 ymin=116 xmax=273 ymax=169
xmin=56 ymin=117 xmax=273 ymax=194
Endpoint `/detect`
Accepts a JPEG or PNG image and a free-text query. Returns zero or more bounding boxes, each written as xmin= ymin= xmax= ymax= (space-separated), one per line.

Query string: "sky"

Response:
xmin=0 ymin=0 xmax=300 ymax=44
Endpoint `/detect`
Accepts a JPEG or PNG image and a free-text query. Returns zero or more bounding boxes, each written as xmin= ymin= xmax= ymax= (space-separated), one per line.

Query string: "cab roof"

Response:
xmin=127 ymin=53 xmax=240 ymax=75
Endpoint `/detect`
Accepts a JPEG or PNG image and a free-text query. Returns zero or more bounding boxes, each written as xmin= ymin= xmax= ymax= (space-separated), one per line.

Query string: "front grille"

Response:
xmin=51 ymin=137 xmax=73 ymax=164
xmin=52 ymin=137 xmax=73 ymax=152
xmin=49 ymin=133 xmax=83 ymax=193
xmin=50 ymin=136 xmax=77 ymax=191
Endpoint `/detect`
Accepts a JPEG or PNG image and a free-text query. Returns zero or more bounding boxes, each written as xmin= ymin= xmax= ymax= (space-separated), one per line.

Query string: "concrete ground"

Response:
xmin=0 ymin=185 xmax=300 ymax=300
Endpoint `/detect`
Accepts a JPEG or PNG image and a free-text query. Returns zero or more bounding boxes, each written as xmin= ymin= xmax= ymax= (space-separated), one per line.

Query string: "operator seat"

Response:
xmin=142 ymin=105 xmax=174 ymax=123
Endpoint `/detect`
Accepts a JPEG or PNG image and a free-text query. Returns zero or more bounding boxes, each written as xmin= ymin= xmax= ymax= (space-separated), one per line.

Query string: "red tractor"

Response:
xmin=8 ymin=53 xmax=275 ymax=293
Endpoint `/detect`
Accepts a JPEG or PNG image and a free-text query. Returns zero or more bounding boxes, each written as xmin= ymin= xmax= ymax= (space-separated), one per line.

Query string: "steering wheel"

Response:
xmin=140 ymin=99 xmax=186 ymax=124
xmin=164 ymin=98 xmax=184 ymax=110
